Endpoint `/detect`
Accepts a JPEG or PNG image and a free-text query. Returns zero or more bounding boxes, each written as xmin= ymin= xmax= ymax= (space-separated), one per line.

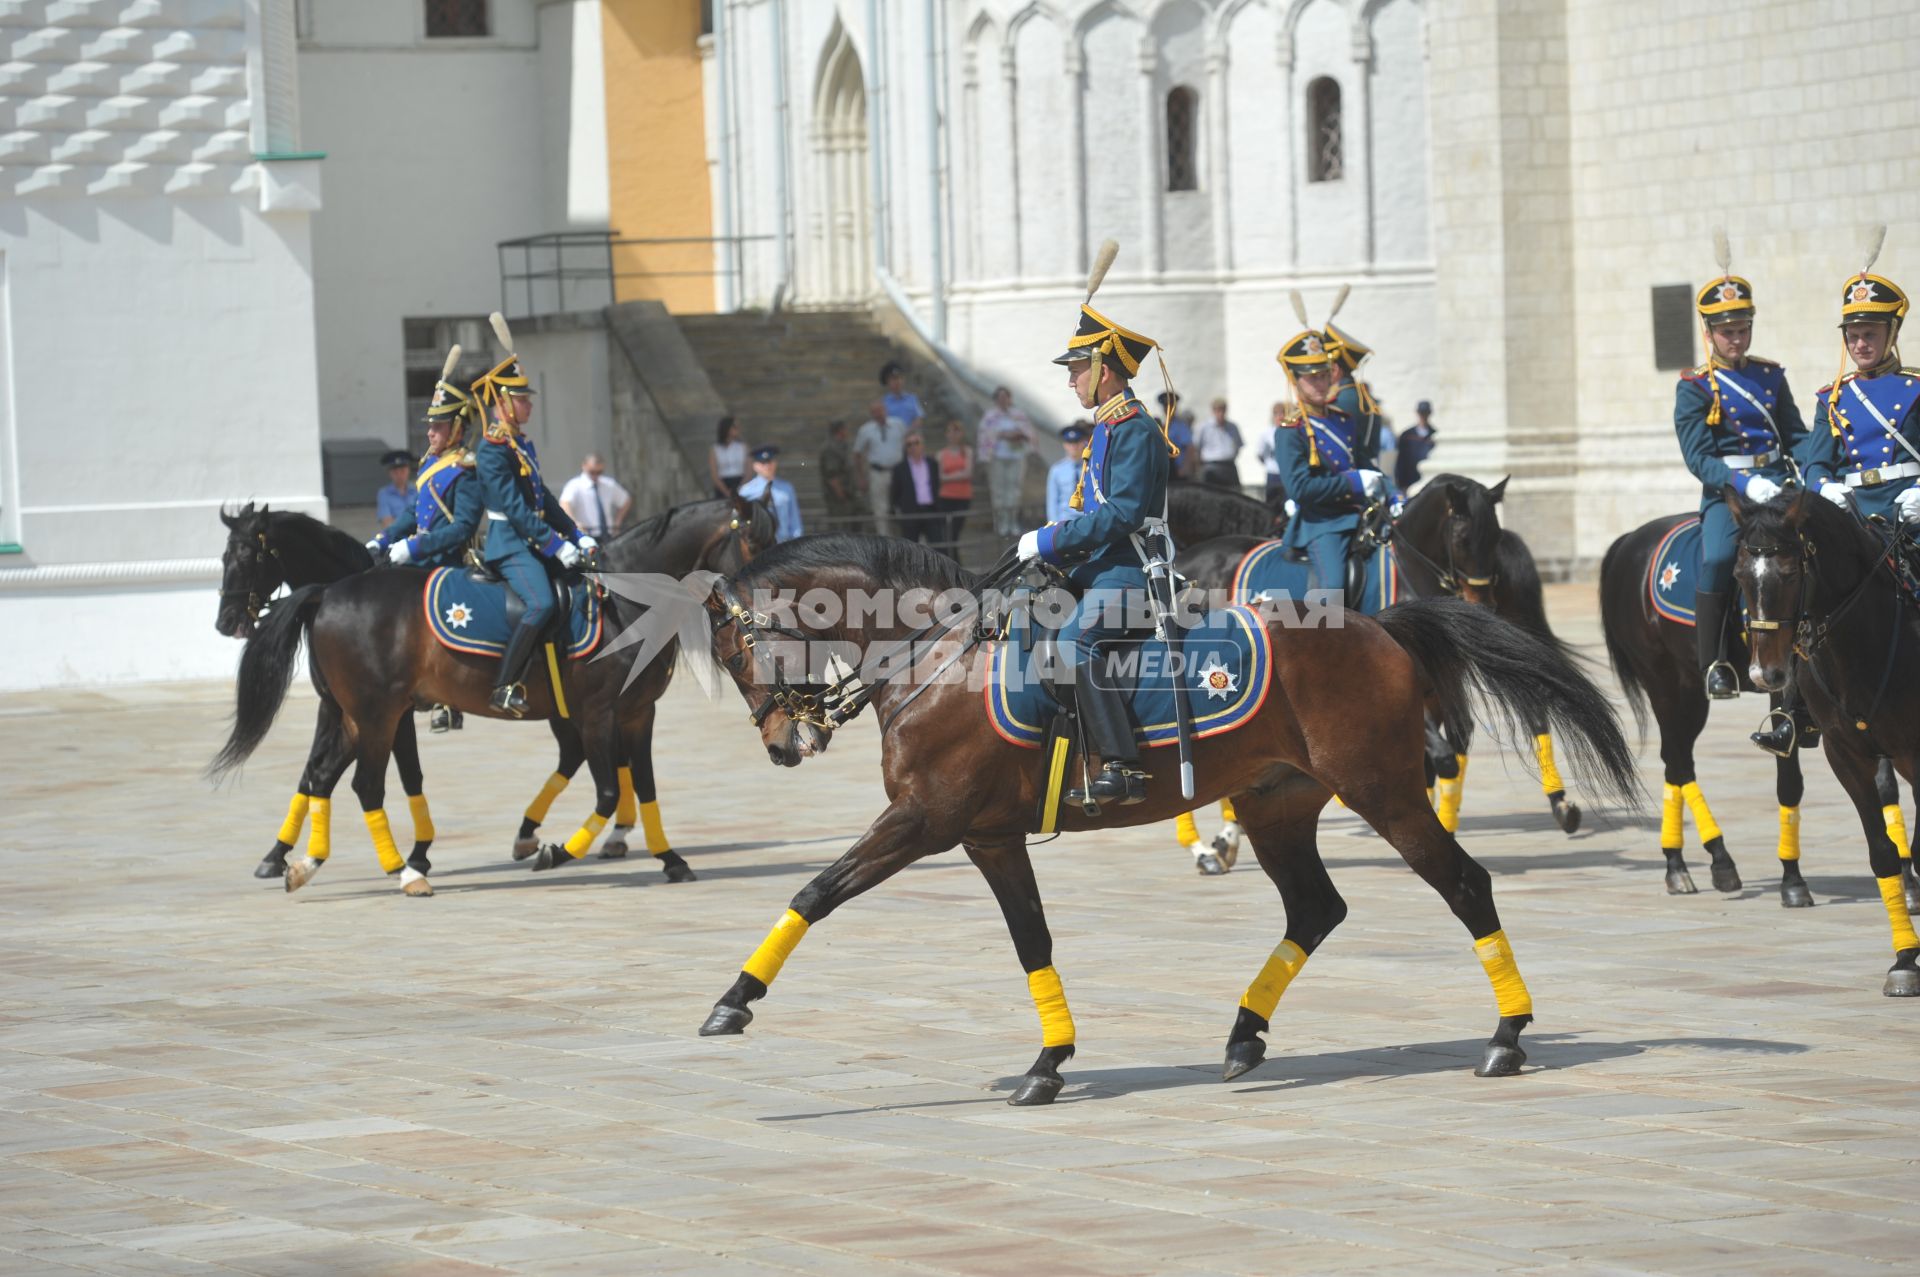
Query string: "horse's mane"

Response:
xmin=616 ymin=496 xmax=776 ymax=553
xmin=1741 ymin=489 xmax=1887 ymax=569
xmin=735 ymin=533 xmax=977 ymax=593
xmin=1167 ymin=482 xmax=1277 ymax=541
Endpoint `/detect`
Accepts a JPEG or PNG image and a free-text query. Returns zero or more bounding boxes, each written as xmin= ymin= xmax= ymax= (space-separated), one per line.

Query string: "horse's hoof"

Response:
xmin=663 ymin=862 xmax=697 ymax=883
xmin=1008 ymin=1074 xmax=1064 ymax=1106
xmin=1665 ymin=869 xmax=1698 ymax=895
xmin=511 ymin=837 xmax=539 ymax=861
xmin=598 ymin=838 xmax=629 ymax=860
xmin=1711 ymin=863 xmax=1743 ymax=893
xmin=254 ymin=859 xmax=286 ymax=879
xmin=531 ymin=845 xmax=572 ymax=872
xmin=284 ymin=859 xmax=318 ymax=893
xmin=1475 ymin=1043 xmax=1527 ymax=1077
xmin=1883 ymin=968 xmax=1920 ymax=998
xmin=1780 ymin=881 xmax=1814 ymax=908
xmin=698 ymin=1004 xmax=753 ymax=1036
xmin=1194 ymin=851 xmax=1226 ymax=876
xmin=1222 ymin=1038 xmax=1267 ymax=1082
xmin=1211 ymin=824 xmax=1242 ymax=870
xmin=402 ymin=877 xmax=433 ymax=897
xmin=1553 ymin=799 xmax=1582 ymax=835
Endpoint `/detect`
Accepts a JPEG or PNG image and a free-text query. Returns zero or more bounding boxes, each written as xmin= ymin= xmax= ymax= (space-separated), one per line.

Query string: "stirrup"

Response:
xmin=489 ymin=683 xmax=528 ymax=718
xmin=428 ymin=705 xmax=454 ymax=734
xmin=1749 ymin=709 xmax=1797 ymax=759
xmin=1067 ymin=763 xmax=1148 ymax=809
xmin=1704 ymin=660 xmax=1740 ymax=700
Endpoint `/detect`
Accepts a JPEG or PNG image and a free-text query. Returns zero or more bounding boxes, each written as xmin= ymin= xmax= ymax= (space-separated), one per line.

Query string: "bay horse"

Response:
xmin=1176 ymin=476 xmax=1584 ymax=841
xmin=692 ymin=535 xmax=1640 ymax=1104
xmin=1730 ymin=486 xmax=1920 ymax=994
xmin=210 ymin=496 xmax=775 ymax=892
xmin=1600 ymin=509 xmax=1915 ymax=907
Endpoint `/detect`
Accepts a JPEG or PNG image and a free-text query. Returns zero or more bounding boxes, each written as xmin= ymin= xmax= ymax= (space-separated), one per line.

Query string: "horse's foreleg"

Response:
xmin=258 ymin=698 xmax=345 ymax=879
xmin=965 ymin=838 xmax=1075 ymax=1106
xmin=282 ymin=725 xmax=352 ymax=894
xmin=389 ymin=714 xmax=434 ymax=876
xmin=1874 ymin=757 xmax=1920 ymax=913
xmin=610 ymin=711 xmax=693 ymax=881
xmin=1531 ymin=721 xmax=1582 ymax=835
xmin=1826 ymin=739 xmax=1920 ymax=995
xmin=1655 ymin=694 xmax=1734 ymax=892
xmin=347 ymin=706 xmax=427 ymax=896
xmin=1175 ymin=809 xmax=1225 ymax=874
xmin=699 ymin=796 xmax=950 ymax=1037
xmin=515 ymin=719 xmax=584 ymax=859
xmin=1429 ymin=717 xmax=1466 ymax=833
xmin=532 ymin=708 xmax=620 ymax=872
xmin=1777 ymin=736 xmax=1811 ymax=908
xmin=1211 ymin=797 xmax=1243 ymax=870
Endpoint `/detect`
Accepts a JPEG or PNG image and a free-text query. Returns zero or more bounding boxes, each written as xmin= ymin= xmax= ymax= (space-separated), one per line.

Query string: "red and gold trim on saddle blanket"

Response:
xmin=1647 ymin=517 xmax=1701 ymax=627
xmin=422 ymin=567 xmax=603 ymax=659
xmin=1229 ymin=539 xmax=1402 ymax=612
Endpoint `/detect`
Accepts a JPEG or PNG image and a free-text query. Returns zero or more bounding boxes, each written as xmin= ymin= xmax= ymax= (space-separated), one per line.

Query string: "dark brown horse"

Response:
xmin=691 ymin=536 xmax=1639 ymax=1104
xmin=210 ymin=496 xmax=775 ymax=893
xmin=1729 ymin=487 xmax=1920 ymax=993
xmin=1600 ymin=509 xmax=1915 ymax=907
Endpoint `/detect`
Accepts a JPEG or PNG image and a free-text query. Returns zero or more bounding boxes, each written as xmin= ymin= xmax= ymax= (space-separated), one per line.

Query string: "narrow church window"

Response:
xmin=1307 ymin=77 xmax=1342 ymax=182
xmin=425 ymin=0 xmax=488 ymax=38
xmin=1651 ymin=284 xmax=1697 ymax=371
xmin=1166 ymin=86 xmax=1198 ymax=192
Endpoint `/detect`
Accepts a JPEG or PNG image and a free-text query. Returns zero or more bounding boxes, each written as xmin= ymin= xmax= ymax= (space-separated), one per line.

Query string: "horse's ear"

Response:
xmin=219 ymin=506 xmax=238 ymax=530
xmin=755 ymin=486 xmax=774 ymax=509
xmin=1724 ymin=483 xmax=1749 ymax=527
xmin=1489 ymin=476 xmax=1509 ymax=504
xmin=1784 ymin=486 xmax=1814 ymax=530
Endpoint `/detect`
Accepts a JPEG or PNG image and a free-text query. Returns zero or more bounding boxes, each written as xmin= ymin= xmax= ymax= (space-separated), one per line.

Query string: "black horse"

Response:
xmin=1174 ymin=476 xmax=1583 ymax=837
xmin=1729 ymin=487 xmax=1920 ymax=993
xmin=1600 ymin=509 xmax=1914 ymax=907
xmin=1166 ymin=480 xmax=1283 ymax=544
xmin=212 ymin=495 xmax=775 ymax=894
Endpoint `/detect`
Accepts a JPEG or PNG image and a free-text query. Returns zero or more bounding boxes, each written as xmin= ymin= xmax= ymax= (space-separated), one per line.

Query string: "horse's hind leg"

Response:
xmin=1175 ymin=808 xmax=1226 ymax=874
xmin=1220 ymin=778 xmax=1345 ymax=1082
xmin=965 ymin=837 xmax=1076 ymax=1105
xmin=1825 ymin=739 xmax=1920 ymax=995
xmin=283 ymin=730 xmax=352 ymax=894
xmin=1874 ymin=757 xmax=1920 ymax=912
xmin=515 ymin=719 xmax=583 ymax=860
xmin=532 ymin=701 xmax=622 ymax=873
xmin=1777 ymin=735 xmax=1812 ymax=908
xmin=347 ymin=703 xmax=429 ymax=897
xmin=1529 ymin=714 xmax=1582 ymax=835
xmin=258 ymin=697 xmax=344 ymax=880
xmin=1653 ymin=688 xmax=1739 ymax=892
xmin=1210 ymin=797 xmax=1243 ymax=869
xmin=389 ymin=714 xmax=434 ymax=877
xmin=1430 ymin=717 xmax=1467 ymax=834
xmin=610 ymin=709 xmax=694 ymax=881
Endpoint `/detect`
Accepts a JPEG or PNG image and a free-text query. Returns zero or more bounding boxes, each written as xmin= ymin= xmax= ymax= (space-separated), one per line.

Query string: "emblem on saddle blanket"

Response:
xmin=422 ymin=567 xmax=604 ymax=659
xmin=984 ymin=605 xmax=1273 ymax=749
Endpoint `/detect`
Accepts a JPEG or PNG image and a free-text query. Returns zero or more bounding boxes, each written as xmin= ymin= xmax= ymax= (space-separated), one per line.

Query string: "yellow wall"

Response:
xmin=601 ymin=0 xmax=714 ymax=312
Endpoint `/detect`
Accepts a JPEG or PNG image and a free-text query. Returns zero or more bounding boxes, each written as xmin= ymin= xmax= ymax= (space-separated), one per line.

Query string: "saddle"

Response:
xmin=464 ymin=562 xmax=577 ymax=643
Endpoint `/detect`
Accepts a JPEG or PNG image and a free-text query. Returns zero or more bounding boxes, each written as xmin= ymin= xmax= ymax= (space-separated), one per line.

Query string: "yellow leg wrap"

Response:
xmin=364 ymin=809 xmax=404 ymax=874
xmin=639 ymin=800 xmax=671 ymax=855
xmin=1426 ymin=786 xmax=1435 ymax=807
xmin=1175 ymin=810 xmax=1200 ymax=848
xmin=275 ymin=793 xmax=310 ymax=846
xmin=524 ymin=771 xmax=569 ymax=824
xmin=307 ymin=796 xmax=332 ymax=861
xmin=1474 ymin=928 xmax=1533 ymax=1018
xmin=563 ymin=812 xmax=608 ymax=858
xmin=407 ymin=793 xmax=435 ymax=844
xmin=1535 ymin=734 xmax=1564 ymax=795
xmin=1884 ymin=804 xmax=1912 ymax=862
xmin=1027 ymin=965 xmax=1076 ymax=1046
xmin=1877 ymin=875 xmax=1920 ymax=953
xmin=1681 ymin=781 xmax=1722 ymax=845
xmin=742 ymin=909 xmax=809 ymax=986
xmin=1660 ymin=782 xmax=1683 ymax=850
xmin=1777 ymin=805 xmax=1801 ymax=862
xmin=615 ymin=766 xmax=637 ymax=827
xmin=1239 ymin=940 xmax=1309 ymax=1021
xmin=1220 ymin=796 xmax=1238 ymax=824
xmin=1435 ymin=754 xmax=1468 ymax=834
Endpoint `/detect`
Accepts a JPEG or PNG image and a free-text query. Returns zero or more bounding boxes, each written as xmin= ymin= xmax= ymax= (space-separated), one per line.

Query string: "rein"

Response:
xmin=222 ymin=529 xmax=285 ymax=623
xmin=1382 ymin=499 xmax=1495 ymax=596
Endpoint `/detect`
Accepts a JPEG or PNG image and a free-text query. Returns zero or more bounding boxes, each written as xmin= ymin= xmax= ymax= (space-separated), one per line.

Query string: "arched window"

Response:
xmin=1307 ymin=76 xmax=1342 ymax=182
xmin=1165 ymin=86 xmax=1198 ymax=192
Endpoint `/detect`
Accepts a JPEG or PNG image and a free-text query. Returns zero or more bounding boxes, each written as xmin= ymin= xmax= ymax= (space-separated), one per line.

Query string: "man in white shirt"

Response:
xmin=978 ymin=385 xmax=1037 ymax=538
xmin=558 ymin=454 xmax=631 ymax=541
xmin=852 ymin=399 xmax=908 ymax=536
xmin=1196 ymin=398 xmax=1243 ymax=489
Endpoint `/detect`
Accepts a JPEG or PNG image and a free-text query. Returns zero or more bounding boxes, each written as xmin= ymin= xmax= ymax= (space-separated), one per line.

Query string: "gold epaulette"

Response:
xmin=455 ymin=449 xmax=476 ymax=468
xmin=483 ymin=421 xmax=516 ymax=443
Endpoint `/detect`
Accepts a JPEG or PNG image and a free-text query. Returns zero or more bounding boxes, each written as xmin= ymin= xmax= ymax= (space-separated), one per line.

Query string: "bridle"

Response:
xmin=1383 ymin=500 xmax=1497 ymax=597
xmin=221 ymin=528 xmax=284 ymax=625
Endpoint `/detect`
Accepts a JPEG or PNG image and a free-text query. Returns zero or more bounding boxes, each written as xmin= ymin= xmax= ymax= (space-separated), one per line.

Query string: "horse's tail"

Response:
xmin=208 ymin=584 xmax=324 ymax=781
xmin=1376 ymin=596 xmax=1642 ymax=813
xmin=1493 ymin=529 xmax=1579 ymax=662
xmin=1596 ymin=533 xmax=1650 ymax=740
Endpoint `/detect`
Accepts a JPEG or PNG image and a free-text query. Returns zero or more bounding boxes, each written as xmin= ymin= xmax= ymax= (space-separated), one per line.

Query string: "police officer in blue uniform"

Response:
xmin=369 ymin=346 xmax=483 ymax=572
xmin=1674 ymin=236 xmax=1809 ymax=701
xmin=736 ymin=444 xmax=804 ymax=542
xmin=473 ymin=315 xmax=596 ymax=716
xmin=1015 ymin=245 xmax=1178 ymax=806
xmin=1274 ymin=299 xmax=1390 ymax=593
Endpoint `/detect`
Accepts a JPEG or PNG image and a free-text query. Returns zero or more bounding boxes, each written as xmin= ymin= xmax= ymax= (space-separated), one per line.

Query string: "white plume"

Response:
xmin=1289 ymin=290 xmax=1311 ymax=330
xmin=1863 ymin=224 xmax=1887 ymax=275
xmin=439 ymin=344 xmax=462 ymax=380
xmin=1712 ymin=227 xmax=1731 ymax=274
xmin=489 ymin=312 xmax=516 ymax=353
xmin=1086 ymin=239 xmax=1119 ymax=302
xmin=1327 ymin=283 xmax=1352 ymax=322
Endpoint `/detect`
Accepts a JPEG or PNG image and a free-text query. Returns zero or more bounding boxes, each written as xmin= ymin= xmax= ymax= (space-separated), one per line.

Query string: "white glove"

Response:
xmin=1820 ymin=480 xmax=1853 ymax=509
xmin=386 ymin=540 xmax=413 ymax=566
xmin=1899 ymin=486 xmax=1920 ymax=525
xmin=1742 ymin=475 xmax=1782 ymax=503
xmin=576 ymin=535 xmax=600 ymax=555
xmin=1016 ymin=530 xmax=1043 ymax=560
xmin=364 ymin=537 xmax=382 ymax=556
xmin=1284 ymin=500 xmax=1299 ymax=519
xmin=555 ymin=540 xmax=584 ymax=569
xmin=1356 ymin=469 xmax=1386 ymax=500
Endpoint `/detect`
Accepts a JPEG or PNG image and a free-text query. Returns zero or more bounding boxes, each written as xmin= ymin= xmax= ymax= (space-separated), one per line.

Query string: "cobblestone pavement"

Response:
xmin=4 ymin=585 xmax=1919 ymax=1275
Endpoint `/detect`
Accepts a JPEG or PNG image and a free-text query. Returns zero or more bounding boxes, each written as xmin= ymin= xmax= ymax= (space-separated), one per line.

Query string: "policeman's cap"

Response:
xmin=751 ymin=444 xmax=781 ymax=462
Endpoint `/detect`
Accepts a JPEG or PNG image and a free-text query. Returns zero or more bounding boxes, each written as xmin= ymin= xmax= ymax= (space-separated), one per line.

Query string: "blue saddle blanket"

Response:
xmin=1647 ymin=517 xmax=1702 ymax=627
xmin=423 ymin=567 xmax=603 ymax=658
xmin=1229 ymin=538 xmax=1403 ymax=615
xmin=984 ymin=604 xmax=1273 ymax=750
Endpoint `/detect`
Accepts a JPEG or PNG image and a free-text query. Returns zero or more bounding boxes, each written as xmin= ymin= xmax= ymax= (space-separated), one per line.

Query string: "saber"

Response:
xmin=1139 ymin=524 xmax=1195 ymax=800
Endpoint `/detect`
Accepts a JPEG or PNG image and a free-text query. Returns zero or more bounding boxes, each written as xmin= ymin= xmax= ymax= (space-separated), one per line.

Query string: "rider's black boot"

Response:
xmin=490 ymin=617 xmax=542 ymax=717
xmin=1068 ymin=678 xmax=1147 ymax=806
xmin=1696 ymin=591 xmax=1739 ymax=700
xmin=1752 ymin=687 xmax=1819 ymax=758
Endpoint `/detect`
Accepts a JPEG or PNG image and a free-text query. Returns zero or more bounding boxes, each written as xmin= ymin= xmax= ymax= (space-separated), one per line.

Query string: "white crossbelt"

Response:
xmin=486 ymin=510 xmax=509 ymax=521
xmin=1711 ymin=369 xmax=1779 ymax=439
xmin=1845 ymin=379 xmax=1920 ymax=472
xmin=1720 ymin=450 xmax=1779 ymax=470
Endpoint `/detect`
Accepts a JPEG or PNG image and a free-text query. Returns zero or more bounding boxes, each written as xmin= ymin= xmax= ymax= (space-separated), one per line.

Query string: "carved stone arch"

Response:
xmin=1006 ymin=0 xmax=1066 ymax=42
xmin=805 ymin=18 xmax=873 ymax=303
xmin=1072 ymin=0 xmax=1145 ymax=43
xmin=1206 ymin=0 xmax=1270 ymax=48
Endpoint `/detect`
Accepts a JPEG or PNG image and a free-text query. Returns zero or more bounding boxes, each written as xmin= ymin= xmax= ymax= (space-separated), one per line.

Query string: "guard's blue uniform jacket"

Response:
xmin=476 ymin=427 xmax=580 ymax=629
xmin=1803 ymin=364 xmax=1920 ymax=523
xmin=1034 ymin=388 xmax=1172 ymax=673
xmin=1674 ymin=356 xmax=1808 ymax=596
xmin=374 ymin=450 xmax=482 ymax=569
xmin=1276 ymin=381 xmax=1388 ymax=591
xmin=736 ymin=474 xmax=804 ymax=542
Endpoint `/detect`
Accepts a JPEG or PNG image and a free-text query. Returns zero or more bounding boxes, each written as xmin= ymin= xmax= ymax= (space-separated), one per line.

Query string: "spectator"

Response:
xmin=1157 ymin=392 xmax=1197 ymax=478
xmin=1046 ymin=423 xmax=1091 ymax=524
xmin=880 ymin=361 xmax=924 ymax=428
xmin=853 ymin=399 xmax=908 ymax=535
xmin=1196 ymin=397 xmax=1244 ymax=489
xmin=710 ymin=417 xmax=747 ymax=497
xmin=978 ymin=384 xmax=1036 ymax=538
xmin=376 ymin=449 xmax=413 ymax=530
xmin=559 ymin=453 xmax=631 ymax=540
xmin=1255 ymin=400 xmax=1292 ymax=507
xmin=736 ymin=444 xmax=803 ymax=542
xmin=1396 ymin=399 xmax=1438 ymax=492
xmin=890 ymin=430 xmax=942 ymax=545
xmin=936 ymin=417 xmax=975 ymax=548
xmin=818 ymin=419 xmax=863 ymax=531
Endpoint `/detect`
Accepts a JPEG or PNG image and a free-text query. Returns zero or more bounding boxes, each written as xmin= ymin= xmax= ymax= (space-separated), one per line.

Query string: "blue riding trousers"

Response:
xmin=1696 ymin=498 xmax=1737 ymax=598
xmin=487 ymin=543 xmax=554 ymax=631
